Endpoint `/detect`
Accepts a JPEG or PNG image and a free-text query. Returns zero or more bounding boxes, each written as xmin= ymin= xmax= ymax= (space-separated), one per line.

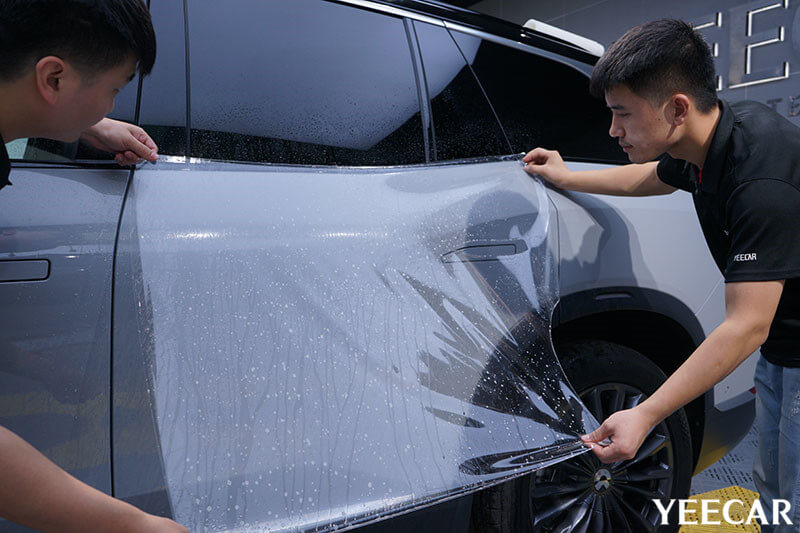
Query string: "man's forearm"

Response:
xmin=637 ymin=320 xmax=764 ymax=428
xmin=0 ymin=426 xmax=166 ymax=532
xmin=564 ymin=161 xmax=669 ymax=196
xmin=79 ymin=117 xmax=111 ymax=144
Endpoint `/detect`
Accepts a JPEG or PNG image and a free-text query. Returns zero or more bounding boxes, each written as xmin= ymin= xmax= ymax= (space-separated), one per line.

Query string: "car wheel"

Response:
xmin=469 ymin=340 xmax=692 ymax=533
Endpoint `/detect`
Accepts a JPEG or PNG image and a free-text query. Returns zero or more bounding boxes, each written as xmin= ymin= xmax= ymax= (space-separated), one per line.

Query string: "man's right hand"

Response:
xmin=522 ymin=149 xmax=669 ymax=197
xmin=522 ymin=147 xmax=572 ymax=188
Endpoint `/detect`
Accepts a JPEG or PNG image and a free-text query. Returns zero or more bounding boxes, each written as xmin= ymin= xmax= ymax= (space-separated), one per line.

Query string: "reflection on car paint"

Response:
xmin=112 ymin=160 xmax=599 ymax=531
xmin=0 ymin=168 xmax=132 ymax=504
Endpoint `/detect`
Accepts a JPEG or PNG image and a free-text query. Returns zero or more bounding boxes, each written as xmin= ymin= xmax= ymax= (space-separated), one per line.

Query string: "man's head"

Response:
xmin=590 ymin=19 xmax=718 ymax=163
xmin=0 ymin=0 xmax=155 ymax=141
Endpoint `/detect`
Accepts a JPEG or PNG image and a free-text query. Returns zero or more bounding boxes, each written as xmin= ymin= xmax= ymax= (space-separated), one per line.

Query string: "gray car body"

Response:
xmin=0 ymin=0 xmax=755 ymax=530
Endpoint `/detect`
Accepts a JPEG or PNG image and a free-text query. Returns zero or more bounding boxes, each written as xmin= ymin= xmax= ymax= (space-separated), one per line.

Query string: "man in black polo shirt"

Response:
xmin=0 ymin=1 xmax=186 ymax=531
xmin=523 ymin=19 xmax=800 ymax=529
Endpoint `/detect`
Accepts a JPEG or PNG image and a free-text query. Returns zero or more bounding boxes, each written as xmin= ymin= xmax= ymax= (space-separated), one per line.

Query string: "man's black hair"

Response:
xmin=590 ymin=19 xmax=718 ymax=113
xmin=0 ymin=0 xmax=155 ymax=82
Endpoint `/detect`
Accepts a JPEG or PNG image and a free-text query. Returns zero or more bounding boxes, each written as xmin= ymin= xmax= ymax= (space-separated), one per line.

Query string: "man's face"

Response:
xmin=49 ymin=55 xmax=137 ymax=142
xmin=605 ymin=84 xmax=673 ymax=163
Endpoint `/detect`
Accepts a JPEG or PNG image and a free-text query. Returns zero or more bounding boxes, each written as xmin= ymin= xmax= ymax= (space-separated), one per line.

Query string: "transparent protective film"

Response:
xmin=113 ymin=159 xmax=599 ymax=532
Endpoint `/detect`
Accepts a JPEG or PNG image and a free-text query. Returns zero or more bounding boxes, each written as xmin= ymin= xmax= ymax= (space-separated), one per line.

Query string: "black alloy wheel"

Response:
xmin=528 ymin=381 xmax=676 ymax=532
xmin=469 ymin=340 xmax=692 ymax=533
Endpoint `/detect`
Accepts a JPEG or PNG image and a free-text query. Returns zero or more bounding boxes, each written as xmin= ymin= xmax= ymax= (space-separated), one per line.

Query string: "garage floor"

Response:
xmin=680 ymin=425 xmax=761 ymax=532
xmin=690 ymin=424 xmax=758 ymax=495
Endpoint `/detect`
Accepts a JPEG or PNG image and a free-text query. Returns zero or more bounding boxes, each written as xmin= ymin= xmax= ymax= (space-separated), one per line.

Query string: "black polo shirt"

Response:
xmin=0 ymin=134 xmax=10 ymax=191
xmin=657 ymin=99 xmax=800 ymax=367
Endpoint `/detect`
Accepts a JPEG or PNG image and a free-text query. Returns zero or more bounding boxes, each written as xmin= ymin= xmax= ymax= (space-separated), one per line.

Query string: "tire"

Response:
xmin=469 ymin=340 xmax=692 ymax=533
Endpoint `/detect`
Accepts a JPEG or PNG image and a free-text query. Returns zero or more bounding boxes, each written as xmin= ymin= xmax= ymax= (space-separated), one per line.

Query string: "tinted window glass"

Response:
xmin=188 ymin=0 xmax=424 ymax=166
xmin=138 ymin=0 xmax=187 ymax=157
xmin=450 ymin=32 xmax=627 ymax=164
xmin=414 ymin=22 xmax=510 ymax=161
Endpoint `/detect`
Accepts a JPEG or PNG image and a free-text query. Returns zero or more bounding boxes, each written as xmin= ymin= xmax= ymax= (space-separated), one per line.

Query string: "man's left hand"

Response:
xmin=81 ymin=118 xmax=159 ymax=165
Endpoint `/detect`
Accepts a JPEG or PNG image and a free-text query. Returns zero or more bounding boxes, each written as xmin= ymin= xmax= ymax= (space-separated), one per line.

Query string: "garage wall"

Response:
xmin=460 ymin=0 xmax=800 ymax=127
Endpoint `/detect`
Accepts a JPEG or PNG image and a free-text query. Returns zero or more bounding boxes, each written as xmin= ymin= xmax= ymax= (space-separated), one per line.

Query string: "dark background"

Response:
xmin=451 ymin=0 xmax=800 ymax=126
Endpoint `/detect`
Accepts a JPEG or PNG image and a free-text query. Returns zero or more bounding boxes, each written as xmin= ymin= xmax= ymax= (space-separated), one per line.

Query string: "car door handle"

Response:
xmin=0 ymin=259 xmax=50 ymax=282
xmin=441 ymin=240 xmax=528 ymax=263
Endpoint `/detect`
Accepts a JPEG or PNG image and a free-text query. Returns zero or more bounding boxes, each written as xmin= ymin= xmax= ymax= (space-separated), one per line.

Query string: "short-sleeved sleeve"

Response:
xmin=656 ymin=155 xmax=693 ymax=193
xmin=724 ymin=179 xmax=800 ymax=282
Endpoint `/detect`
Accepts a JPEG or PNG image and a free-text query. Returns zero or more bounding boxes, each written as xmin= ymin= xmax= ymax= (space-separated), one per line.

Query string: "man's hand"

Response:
xmin=522 ymin=149 xmax=670 ymax=196
xmin=582 ymin=279 xmax=784 ymax=465
xmin=522 ymin=147 xmax=572 ymax=188
xmin=580 ymin=406 xmax=655 ymax=463
xmin=81 ymin=118 xmax=159 ymax=166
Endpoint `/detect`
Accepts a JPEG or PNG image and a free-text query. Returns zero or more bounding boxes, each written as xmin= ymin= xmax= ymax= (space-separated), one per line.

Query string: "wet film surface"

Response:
xmin=113 ymin=159 xmax=599 ymax=531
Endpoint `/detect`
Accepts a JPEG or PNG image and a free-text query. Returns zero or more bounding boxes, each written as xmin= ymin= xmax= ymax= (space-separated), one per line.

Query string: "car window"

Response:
xmin=9 ymin=75 xmax=139 ymax=163
xmin=187 ymin=0 xmax=425 ymax=166
xmin=413 ymin=21 xmax=511 ymax=161
xmin=138 ymin=0 xmax=187 ymax=157
xmin=5 ymin=138 xmax=28 ymax=159
xmin=449 ymin=32 xmax=628 ymax=164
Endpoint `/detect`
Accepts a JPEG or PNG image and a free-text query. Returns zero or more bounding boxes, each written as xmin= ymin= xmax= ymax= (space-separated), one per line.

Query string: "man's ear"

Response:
xmin=35 ymin=56 xmax=67 ymax=106
xmin=667 ymin=94 xmax=691 ymax=126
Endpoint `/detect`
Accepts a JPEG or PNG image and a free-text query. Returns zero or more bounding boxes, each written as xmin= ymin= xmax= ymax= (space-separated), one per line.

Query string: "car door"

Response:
xmin=0 ymin=80 xmax=138 ymax=531
xmin=110 ymin=1 xmax=599 ymax=531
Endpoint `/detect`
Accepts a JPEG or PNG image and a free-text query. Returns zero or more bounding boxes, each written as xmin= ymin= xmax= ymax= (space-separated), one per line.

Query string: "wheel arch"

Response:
xmin=551 ymin=286 xmax=708 ymax=471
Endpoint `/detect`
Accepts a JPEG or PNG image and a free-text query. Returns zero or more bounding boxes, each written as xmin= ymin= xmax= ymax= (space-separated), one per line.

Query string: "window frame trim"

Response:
xmin=328 ymin=0 xmax=446 ymax=27
xmin=404 ymin=18 xmax=434 ymax=163
xmin=8 ymin=160 xmax=137 ymax=170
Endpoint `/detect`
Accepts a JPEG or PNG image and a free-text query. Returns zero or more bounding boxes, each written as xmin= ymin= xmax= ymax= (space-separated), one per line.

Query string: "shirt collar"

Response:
xmin=697 ymin=99 xmax=734 ymax=194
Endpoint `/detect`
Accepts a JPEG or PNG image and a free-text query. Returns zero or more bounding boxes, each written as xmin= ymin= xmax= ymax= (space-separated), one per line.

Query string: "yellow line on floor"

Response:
xmin=679 ymin=486 xmax=761 ymax=532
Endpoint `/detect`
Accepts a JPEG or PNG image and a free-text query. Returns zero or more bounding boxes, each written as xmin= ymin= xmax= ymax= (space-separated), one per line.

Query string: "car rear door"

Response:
xmin=111 ymin=1 xmax=599 ymax=531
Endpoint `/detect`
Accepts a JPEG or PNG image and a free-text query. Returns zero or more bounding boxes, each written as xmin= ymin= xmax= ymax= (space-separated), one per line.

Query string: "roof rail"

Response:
xmin=523 ymin=19 xmax=605 ymax=57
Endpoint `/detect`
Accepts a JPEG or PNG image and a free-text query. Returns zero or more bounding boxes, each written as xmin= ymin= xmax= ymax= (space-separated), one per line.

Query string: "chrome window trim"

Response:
xmin=8 ymin=159 xmax=131 ymax=170
xmin=442 ymin=21 xmax=594 ymax=77
xmin=330 ymin=0 xmax=444 ymax=26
